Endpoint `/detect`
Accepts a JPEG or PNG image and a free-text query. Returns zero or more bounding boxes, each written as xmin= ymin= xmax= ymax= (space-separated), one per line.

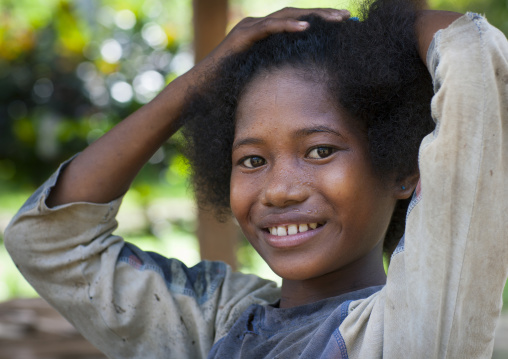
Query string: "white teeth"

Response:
xmin=269 ymin=223 xmax=321 ymax=236
xmin=298 ymin=224 xmax=308 ymax=233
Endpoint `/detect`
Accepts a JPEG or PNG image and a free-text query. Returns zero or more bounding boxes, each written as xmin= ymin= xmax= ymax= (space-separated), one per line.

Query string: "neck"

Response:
xmin=279 ymin=243 xmax=387 ymax=309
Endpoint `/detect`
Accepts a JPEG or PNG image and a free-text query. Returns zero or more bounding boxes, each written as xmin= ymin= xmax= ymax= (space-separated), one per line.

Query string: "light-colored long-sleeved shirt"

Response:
xmin=5 ymin=13 xmax=508 ymax=358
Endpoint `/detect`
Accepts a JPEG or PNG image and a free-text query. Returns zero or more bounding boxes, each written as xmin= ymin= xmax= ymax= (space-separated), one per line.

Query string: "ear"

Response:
xmin=393 ymin=172 xmax=420 ymax=200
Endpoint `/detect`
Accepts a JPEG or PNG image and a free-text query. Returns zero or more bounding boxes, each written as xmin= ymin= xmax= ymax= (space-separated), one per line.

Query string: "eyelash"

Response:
xmin=242 ymin=156 xmax=266 ymax=168
xmin=239 ymin=146 xmax=336 ymax=169
xmin=306 ymin=146 xmax=337 ymax=159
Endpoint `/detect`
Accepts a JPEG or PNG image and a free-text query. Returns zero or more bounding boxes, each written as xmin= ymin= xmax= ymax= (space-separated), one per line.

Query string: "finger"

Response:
xmin=244 ymin=17 xmax=311 ymax=43
xmin=269 ymin=7 xmax=351 ymax=22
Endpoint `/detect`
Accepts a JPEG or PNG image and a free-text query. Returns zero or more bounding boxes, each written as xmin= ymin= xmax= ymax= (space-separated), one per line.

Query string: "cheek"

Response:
xmin=316 ymin=156 xmax=388 ymax=218
xmin=229 ymin=171 xmax=255 ymax=222
xmin=313 ymin=160 xmax=359 ymax=199
xmin=229 ymin=180 xmax=242 ymax=219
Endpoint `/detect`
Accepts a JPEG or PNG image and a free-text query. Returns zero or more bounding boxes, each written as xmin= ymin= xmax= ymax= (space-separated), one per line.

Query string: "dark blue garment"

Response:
xmin=208 ymin=286 xmax=383 ymax=359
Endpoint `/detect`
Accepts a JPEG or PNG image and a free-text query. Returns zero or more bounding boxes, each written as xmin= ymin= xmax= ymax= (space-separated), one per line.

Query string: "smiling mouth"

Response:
xmin=265 ymin=223 xmax=325 ymax=237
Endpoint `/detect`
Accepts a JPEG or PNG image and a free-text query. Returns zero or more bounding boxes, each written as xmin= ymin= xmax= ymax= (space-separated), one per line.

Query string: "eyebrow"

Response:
xmin=232 ymin=137 xmax=265 ymax=151
xmin=293 ymin=125 xmax=344 ymax=139
xmin=232 ymin=125 xmax=344 ymax=151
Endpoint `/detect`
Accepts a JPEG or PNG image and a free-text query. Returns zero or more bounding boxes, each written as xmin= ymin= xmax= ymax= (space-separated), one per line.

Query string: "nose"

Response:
xmin=261 ymin=161 xmax=310 ymax=208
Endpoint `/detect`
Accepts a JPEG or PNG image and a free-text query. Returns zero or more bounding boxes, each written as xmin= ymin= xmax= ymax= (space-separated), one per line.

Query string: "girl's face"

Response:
xmin=230 ymin=67 xmax=401 ymax=281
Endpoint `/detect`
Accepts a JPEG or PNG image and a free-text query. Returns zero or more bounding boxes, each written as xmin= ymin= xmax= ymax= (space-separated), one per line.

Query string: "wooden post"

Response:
xmin=193 ymin=0 xmax=229 ymax=64
xmin=193 ymin=0 xmax=239 ymax=270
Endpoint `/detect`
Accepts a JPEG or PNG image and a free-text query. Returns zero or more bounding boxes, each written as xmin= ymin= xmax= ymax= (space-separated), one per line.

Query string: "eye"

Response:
xmin=307 ymin=146 xmax=335 ymax=159
xmin=242 ymin=156 xmax=266 ymax=168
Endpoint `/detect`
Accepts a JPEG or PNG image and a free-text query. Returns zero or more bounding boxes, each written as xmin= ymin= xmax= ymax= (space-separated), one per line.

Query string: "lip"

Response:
xmin=261 ymin=223 xmax=325 ymax=249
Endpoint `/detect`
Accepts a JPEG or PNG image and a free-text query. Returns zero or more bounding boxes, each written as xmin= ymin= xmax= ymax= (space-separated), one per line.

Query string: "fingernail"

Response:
xmin=298 ymin=21 xmax=309 ymax=29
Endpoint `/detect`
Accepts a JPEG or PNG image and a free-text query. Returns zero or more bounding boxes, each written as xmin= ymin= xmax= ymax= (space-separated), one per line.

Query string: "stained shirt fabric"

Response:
xmin=5 ymin=13 xmax=508 ymax=359
xmin=207 ymin=286 xmax=383 ymax=359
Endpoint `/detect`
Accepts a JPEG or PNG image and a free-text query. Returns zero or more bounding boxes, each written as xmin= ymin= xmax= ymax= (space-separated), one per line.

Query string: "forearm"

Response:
xmin=46 ymin=71 xmax=199 ymax=206
xmin=415 ymin=10 xmax=462 ymax=66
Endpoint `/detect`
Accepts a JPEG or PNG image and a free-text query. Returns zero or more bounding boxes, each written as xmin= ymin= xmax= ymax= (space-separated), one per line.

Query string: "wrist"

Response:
xmin=415 ymin=10 xmax=463 ymax=66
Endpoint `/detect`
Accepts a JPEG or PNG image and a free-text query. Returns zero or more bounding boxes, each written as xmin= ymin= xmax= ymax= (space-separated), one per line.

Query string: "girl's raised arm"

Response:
xmin=46 ymin=8 xmax=349 ymax=207
xmin=336 ymin=10 xmax=508 ymax=358
xmin=390 ymin=11 xmax=507 ymax=357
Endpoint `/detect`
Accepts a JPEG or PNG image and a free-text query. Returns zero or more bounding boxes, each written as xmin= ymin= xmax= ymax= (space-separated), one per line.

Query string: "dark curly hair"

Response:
xmin=181 ymin=0 xmax=434 ymax=257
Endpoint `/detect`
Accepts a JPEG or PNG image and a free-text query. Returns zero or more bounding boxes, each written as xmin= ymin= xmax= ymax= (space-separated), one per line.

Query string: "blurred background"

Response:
xmin=0 ymin=0 xmax=507 ymax=357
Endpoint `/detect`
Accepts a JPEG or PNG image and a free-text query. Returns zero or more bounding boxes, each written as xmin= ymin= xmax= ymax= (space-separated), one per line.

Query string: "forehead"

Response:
xmin=235 ymin=67 xmax=360 ymax=139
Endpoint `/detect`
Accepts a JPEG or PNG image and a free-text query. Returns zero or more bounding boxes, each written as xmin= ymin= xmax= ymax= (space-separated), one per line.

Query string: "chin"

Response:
xmin=269 ymin=262 xmax=324 ymax=282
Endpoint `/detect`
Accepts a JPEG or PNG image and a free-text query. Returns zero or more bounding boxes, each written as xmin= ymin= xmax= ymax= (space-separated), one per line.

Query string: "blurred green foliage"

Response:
xmin=0 ymin=0 xmax=192 ymax=188
xmin=429 ymin=0 xmax=508 ymax=34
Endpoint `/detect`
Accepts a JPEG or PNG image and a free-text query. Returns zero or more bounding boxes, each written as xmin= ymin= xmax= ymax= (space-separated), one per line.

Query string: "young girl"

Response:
xmin=5 ymin=0 xmax=508 ymax=357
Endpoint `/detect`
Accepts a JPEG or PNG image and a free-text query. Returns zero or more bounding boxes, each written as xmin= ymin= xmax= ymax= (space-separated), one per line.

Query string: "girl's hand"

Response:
xmin=196 ymin=8 xmax=351 ymax=71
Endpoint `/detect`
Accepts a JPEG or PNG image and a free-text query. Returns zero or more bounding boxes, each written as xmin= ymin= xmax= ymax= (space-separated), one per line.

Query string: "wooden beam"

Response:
xmin=193 ymin=0 xmax=239 ymax=270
